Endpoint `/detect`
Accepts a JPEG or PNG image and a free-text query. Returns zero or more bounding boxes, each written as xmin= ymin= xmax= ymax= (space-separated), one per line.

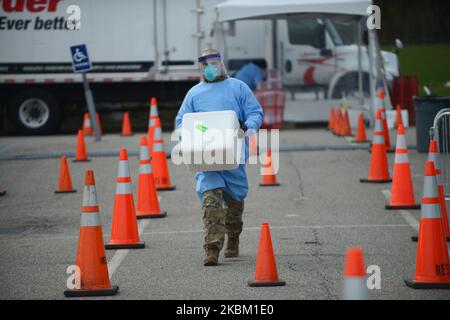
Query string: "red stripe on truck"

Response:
xmin=303 ymin=67 xmax=316 ymax=85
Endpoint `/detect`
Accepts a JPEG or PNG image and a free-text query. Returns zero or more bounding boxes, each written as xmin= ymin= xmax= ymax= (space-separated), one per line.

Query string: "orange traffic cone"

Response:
xmin=405 ymin=161 xmax=450 ymax=289
xmin=394 ymin=105 xmax=403 ymax=129
xmin=147 ymin=97 xmax=159 ymax=152
xmin=248 ymin=222 xmax=285 ymax=287
xmin=360 ymin=110 xmax=391 ymax=183
xmin=73 ymin=130 xmax=90 ymax=162
xmin=377 ymin=90 xmax=393 ymax=152
xmin=338 ymin=109 xmax=347 ymax=136
xmin=95 ymin=112 xmax=103 ymax=135
xmin=413 ymin=140 xmax=450 ymax=242
xmin=64 ymin=170 xmax=118 ymax=297
xmin=342 ymin=109 xmax=352 ymax=137
xmin=381 ymin=109 xmax=393 ymax=153
xmin=334 ymin=109 xmax=342 ymax=136
xmin=328 ymin=108 xmax=335 ymax=131
xmin=343 ymin=247 xmax=368 ymax=300
xmin=353 ymin=113 xmax=368 ymax=143
xmin=82 ymin=112 xmax=93 ymax=136
xmin=260 ymin=149 xmax=280 ymax=187
xmin=385 ymin=124 xmax=420 ymax=210
xmin=338 ymin=109 xmax=345 ymax=136
xmin=121 ymin=112 xmax=133 ymax=136
xmin=55 ymin=155 xmax=76 ymax=193
xmin=105 ymin=148 xmax=145 ymax=249
xmin=136 ymin=136 xmax=167 ymax=219
xmin=152 ymin=118 xmax=175 ymax=191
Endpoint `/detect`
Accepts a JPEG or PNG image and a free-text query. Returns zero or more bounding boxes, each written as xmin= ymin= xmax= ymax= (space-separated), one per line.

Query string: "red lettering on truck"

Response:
xmin=2 ymin=0 xmax=63 ymax=13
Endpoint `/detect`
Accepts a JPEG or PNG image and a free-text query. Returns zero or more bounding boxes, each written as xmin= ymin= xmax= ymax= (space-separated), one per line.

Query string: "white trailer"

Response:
xmin=0 ymin=0 xmax=398 ymax=134
xmin=0 ymin=0 xmax=221 ymax=133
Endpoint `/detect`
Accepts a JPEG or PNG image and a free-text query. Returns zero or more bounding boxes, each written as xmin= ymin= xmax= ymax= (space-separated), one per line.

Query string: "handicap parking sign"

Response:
xmin=70 ymin=44 xmax=92 ymax=73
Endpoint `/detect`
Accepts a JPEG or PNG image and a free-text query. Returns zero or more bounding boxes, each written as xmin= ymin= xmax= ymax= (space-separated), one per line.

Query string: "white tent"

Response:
xmin=216 ymin=0 xmax=371 ymax=22
xmin=214 ymin=0 xmax=390 ymax=125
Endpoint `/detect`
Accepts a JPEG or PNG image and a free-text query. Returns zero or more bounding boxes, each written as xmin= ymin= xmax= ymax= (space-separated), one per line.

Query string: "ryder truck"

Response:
xmin=0 ymin=0 xmax=398 ymax=134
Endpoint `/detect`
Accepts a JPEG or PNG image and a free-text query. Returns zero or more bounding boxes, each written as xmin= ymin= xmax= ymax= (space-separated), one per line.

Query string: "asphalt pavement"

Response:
xmin=0 ymin=128 xmax=449 ymax=300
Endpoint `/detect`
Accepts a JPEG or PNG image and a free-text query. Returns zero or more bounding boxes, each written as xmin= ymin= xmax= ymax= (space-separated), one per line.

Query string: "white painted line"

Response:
xmin=381 ymin=190 xmax=419 ymax=232
xmin=107 ymin=249 xmax=129 ymax=279
xmin=382 ymin=189 xmax=450 ymax=254
xmin=344 ymin=137 xmax=357 ymax=144
xmin=344 ymin=136 xmax=369 ymax=145
xmin=107 ymin=219 xmax=151 ymax=279
xmin=0 ymin=223 xmax=411 ymax=243
xmin=138 ymin=223 xmax=410 ymax=236
xmin=264 ymin=224 xmax=410 ymax=230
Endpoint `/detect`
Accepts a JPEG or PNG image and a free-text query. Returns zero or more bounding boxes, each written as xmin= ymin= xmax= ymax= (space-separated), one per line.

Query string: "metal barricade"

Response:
xmin=431 ymin=108 xmax=450 ymax=200
xmin=255 ymin=89 xmax=286 ymax=130
xmin=255 ymin=69 xmax=285 ymax=129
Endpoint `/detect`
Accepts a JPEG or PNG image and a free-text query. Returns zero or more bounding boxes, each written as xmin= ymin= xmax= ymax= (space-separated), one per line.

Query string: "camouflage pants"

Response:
xmin=202 ymin=189 xmax=244 ymax=251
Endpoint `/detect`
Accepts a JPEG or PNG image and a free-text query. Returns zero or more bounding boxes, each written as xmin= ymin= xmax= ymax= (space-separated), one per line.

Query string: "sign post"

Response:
xmin=70 ymin=44 xmax=101 ymax=141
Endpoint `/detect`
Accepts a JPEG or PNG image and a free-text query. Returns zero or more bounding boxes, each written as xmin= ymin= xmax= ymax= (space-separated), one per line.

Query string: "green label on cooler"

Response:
xmin=196 ymin=124 xmax=208 ymax=133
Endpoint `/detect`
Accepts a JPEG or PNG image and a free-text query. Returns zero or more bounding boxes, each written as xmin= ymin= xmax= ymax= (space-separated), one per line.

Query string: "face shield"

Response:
xmin=198 ymin=53 xmax=228 ymax=82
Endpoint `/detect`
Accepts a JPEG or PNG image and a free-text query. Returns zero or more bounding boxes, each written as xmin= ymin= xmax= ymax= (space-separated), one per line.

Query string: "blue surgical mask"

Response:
xmin=204 ymin=64 xmax=218 ymax=82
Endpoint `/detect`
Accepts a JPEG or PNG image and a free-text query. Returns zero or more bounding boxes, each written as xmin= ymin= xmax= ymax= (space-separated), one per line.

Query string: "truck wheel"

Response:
xmin=8 ymin=90 xmax=62 ymax=134
xmin=331 ymin=73 xmax=370 ymax=99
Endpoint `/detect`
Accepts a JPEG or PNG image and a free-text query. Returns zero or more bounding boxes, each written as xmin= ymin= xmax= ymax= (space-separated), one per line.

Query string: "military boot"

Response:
xmin=224 ymin=236 xmax=239 ymax=258
xmin=203 ymin=248 xmax=219 ymax=266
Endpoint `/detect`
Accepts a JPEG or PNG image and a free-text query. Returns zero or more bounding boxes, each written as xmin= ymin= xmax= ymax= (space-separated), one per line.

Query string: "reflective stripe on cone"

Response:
xmin=136 ymin=136 xmax=167 ymax=219
xmin=386 ymin=124 xmax=420 ymax=210
xmin=64 ymin=170 xmax=118 ymax=297
xmin=106 ymin=148 xmax=145 ymax=250
xmin=405 ymin=161 xmax=450 ymax=289
xmin=360 ymin=110 xmax=391 ymax=183
xmin=152 ymin=118 xmax=175 ymax=191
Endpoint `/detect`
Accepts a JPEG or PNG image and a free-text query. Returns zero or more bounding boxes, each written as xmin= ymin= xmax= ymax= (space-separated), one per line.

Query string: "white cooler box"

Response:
xmin=181 ymin=110 xmax=244 ymax=172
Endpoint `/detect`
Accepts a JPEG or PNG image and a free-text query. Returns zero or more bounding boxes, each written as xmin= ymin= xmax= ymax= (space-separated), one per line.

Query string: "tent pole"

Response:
xmin=373 ymin=31 xmax=393 ymax=111
xmin=357 ymin=18 xmax=364 ymax=107
xmin=368 ymin=29 xmax=377 ymax=126
xmin=272 ymin=20 xmax=278 ymax=70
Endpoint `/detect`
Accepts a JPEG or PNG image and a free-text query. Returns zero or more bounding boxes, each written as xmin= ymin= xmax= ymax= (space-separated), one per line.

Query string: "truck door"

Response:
xmin=153 ymin=0 xmax=201 ymax=78
xmin=278 ymin=18 xmax=336 ymax=88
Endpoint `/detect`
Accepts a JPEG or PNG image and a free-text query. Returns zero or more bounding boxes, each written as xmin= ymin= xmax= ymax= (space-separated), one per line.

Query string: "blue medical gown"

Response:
xmin=234 ymin=63 xmax=264 ymax=91
xmin=176 ymin=77 xmax=263 ymax=202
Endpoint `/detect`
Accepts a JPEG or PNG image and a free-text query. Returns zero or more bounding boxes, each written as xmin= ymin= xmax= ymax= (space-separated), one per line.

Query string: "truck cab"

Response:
xmin=277 ymin=17 xmax=399 ymax=99
xmin=224 ymin=17 xmax=399 ymax=101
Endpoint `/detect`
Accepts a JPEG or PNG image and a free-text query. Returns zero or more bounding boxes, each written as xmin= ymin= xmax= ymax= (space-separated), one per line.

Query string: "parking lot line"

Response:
xmin=107 ymin=213 xmax=151 ymax=278
xmin=0 ymin=223 xmax=411 ymax=244
xmin=382 ymin=189 xmax=450 ymax=255
xmin=381 ymin=190 xmax=419 ymax=232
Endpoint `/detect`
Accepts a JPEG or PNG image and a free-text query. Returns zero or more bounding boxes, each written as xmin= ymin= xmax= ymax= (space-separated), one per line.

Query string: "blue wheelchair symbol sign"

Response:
xmin=70 ymin=44 xmax=92 ymax=73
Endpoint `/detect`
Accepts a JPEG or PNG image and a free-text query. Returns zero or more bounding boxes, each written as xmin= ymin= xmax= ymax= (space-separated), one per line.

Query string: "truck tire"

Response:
xmin=8 ymin=90 xmax=62 ymax=135
xmin=331 ymin=73 xmax=370 ymax=99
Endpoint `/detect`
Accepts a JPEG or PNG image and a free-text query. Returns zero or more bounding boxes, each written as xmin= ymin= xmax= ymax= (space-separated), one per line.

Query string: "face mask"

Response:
xmin=204 ymin=64 xmax=218 ymax=82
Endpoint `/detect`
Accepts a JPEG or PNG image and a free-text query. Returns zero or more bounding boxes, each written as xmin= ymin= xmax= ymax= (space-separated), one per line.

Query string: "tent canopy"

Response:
xmin=216 ymin=0 xmax=371 ymax=22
